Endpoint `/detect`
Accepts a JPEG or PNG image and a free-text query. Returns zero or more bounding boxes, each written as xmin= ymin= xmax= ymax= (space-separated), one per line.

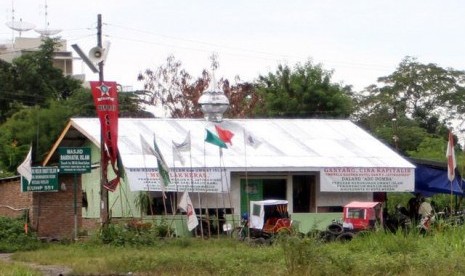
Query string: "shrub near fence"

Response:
xmin=0 ymin=216 xmax=44 ymax=252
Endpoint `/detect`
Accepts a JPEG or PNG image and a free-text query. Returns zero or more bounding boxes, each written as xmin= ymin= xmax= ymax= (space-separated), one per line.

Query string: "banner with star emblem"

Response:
xmin=90 ymin=81 xmax=120 ymax=190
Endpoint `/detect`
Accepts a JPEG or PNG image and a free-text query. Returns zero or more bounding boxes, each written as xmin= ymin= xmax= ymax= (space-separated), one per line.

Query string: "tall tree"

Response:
xmin=354 ymin=56 xmax=464 ymax=154
xmin=253 ymin=60 xmax=354 ymax=118
xmin=11 ymin=37 xmax=82 ymax=105
xmin=0 ymin=37 xmax=82 ymax=123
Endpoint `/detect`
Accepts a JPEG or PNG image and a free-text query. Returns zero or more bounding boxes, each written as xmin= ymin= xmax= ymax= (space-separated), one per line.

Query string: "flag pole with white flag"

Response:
xmin=17 ymin=146 xmax=32 ymax=183
xmin=172 ymin=131 xmax=191 ymax=166
xmin=243 ymin=129 xmax=262 ymax=239
xmin=446 ymin=130 xmax=456 ymax=210
xmin=447 ymin=131 xmax=456 ymax=182
xmin=178 ymin=191 xmax=199 ymax=231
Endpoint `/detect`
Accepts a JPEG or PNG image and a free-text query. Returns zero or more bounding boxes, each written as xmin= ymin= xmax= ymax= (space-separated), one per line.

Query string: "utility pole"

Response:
xmin=97 ymin=14 xmax=109 ymax=226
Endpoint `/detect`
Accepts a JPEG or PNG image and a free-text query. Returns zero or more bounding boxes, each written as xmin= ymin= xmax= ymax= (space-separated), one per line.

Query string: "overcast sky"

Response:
xmin=1 ymin=0 xmax=464 ymax=92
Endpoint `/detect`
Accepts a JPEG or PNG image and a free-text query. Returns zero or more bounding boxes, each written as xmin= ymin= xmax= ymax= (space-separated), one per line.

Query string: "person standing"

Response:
xmin=408 ymin=193 xmax=422 ymax=222
xmin=418 ymin=197 xmax=434 ymax=232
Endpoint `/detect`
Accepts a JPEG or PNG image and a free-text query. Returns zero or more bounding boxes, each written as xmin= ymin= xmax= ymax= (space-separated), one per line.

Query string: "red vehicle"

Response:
xmin=342 ymin=201 xmax=383 ymax=231
xmin=323 ymin=201 xmax=383 ymax=242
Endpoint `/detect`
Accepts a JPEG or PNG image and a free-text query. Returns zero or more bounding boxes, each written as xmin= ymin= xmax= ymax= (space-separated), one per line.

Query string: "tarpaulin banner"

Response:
xmin=90 ymin=81 xmax=120 ymax=189
xmin=320 ymin=167 xmax=415 ymax=192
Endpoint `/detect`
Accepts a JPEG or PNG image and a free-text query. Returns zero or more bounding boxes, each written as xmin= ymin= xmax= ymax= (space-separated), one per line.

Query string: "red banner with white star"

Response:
xmin=90 ymin=81 xmax=120 ymax=190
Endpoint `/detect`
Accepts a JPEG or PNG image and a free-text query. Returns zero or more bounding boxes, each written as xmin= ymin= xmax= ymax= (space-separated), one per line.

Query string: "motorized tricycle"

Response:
xmin=232 ymin=199 xmax=293 ymax=243
xmin=322 ymin=201 xmax=383 ymax=241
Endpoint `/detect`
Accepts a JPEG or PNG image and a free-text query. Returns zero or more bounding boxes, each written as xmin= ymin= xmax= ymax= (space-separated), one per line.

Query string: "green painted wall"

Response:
xmin=291 ymin=213 xmax=343 ymax=233
xmin=81 ymin=141 xmax=141 ymax=219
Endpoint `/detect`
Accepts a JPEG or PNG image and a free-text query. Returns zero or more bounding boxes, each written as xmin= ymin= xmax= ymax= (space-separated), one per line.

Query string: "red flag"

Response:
xmin=215 ymin=125 xmax=234 ymax=145
xmin=90 ymin=81 xmax=120 ymax=190
xmin=446 ymin=131 xmax=456 ymax=182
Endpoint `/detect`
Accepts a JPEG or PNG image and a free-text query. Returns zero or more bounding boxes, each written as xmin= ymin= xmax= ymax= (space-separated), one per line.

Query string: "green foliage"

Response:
xmin=277 ymin=235 xmax=331 ymax=274
xmin=0 ymin=87 xmax=149 ymax=174
xmin=0 ymin=261 xmax=42 ymax=276
xmin=0 ymin=216 xmax=43 ymax=253
xmin=10 ymin=38 xmax=82 ymax=107
xmin=97 ymin=220 xmax=175 ymax=246
xmin=254 ymin=60 xmax=354 ymax=118
xmin=354 ymin=56 xmax=464 ymax=155
xmin=11 ymin=227 xmax=465 ymax=275
xmin=0 ymin=102 xmax=72 ymax=170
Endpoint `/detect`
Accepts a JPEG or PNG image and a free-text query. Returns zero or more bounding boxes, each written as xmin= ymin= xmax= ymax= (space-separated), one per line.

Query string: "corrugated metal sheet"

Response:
xmin=63 ymin=118 xmax=414 ymax=171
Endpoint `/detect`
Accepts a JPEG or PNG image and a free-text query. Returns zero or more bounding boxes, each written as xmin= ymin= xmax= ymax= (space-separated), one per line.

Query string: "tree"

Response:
xmin=0 ymin=87 xmax=150 ymax=176
xmin=137 ymin=55 xmax=258 ymax=118
xmin=0 ymin=37 xmax=82 ymax=123
xmin=11 ymin=37 xmax=82 ymax=105
xmin=253 ymin=60 xmax=354 ymax=118
xmin=354 ymin=57 xmax=463 ymax=154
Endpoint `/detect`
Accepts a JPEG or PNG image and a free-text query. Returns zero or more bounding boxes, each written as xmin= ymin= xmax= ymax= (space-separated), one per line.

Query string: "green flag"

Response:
xmin=205 ymin=129 xmax=227 ymax=148
xmin=153 ymin=136 xmax=171 ymax=187
xmin=140 ymin=134 xmax=171 ymax=188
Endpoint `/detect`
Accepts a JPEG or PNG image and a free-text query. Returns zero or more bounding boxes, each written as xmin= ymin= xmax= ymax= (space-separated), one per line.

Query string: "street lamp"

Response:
xmin=198 ymin=84 xmax=229 ymax=122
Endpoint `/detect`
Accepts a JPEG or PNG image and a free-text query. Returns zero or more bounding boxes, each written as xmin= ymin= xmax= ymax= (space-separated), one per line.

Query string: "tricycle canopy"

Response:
xmin=249 ymin=200 xmax=289 ymax=230
xmin=342 ymin=201 xmax=383 ymax=231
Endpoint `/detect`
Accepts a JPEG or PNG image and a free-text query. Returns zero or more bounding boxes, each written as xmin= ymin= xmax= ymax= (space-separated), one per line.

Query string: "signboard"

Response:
xmin=21 ymin=166 xmax=59 ymax=192
xmin=58 ymin=147 xmax=91 ymax=173
xmin=125 ymin=167 xmax=229 ymax=193
xmin=320 ymin=167 xmax=415 ymax=192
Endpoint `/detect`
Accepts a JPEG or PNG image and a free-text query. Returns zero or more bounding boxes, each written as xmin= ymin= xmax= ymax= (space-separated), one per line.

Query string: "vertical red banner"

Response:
xmin=90 ymin=81 xmax=120 ymax=189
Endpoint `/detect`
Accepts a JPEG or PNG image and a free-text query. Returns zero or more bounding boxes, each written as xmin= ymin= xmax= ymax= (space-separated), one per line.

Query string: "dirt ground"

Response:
xmin=0 ymin=253 xmax=72 ymax=276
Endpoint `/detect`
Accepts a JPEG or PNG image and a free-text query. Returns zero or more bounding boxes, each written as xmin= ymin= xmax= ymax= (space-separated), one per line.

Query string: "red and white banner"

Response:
xmin=446 ymin=131 xmax=456 ymax=182
xmin=90 ymin=81 xmax=120 ymax=190
xmin=178 ymin=192 xmax=199 ymax=231
xmin=320 ymin=167 xmax=415 ymax=192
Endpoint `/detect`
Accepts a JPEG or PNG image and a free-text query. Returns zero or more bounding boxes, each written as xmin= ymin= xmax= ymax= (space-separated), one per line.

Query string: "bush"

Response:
xmin=0 ymin=216 xmax=44 ymax=252
xmin=97 ymin=220 xmax=176 ymax=246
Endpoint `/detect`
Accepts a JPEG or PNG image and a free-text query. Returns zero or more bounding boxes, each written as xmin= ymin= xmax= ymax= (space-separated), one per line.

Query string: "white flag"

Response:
xmin=17 ymin=147 xmax=32 ymax=183
xmin=172 ymin=131 xmax=191 ymax=152
xmin=172 ymin=132 xmax=191 ymax=165
xmin=172 ymin=145 xmax=185 ymax=165
xmin=178 ymin=192 xmax=198 ymax=231
xmin=244 ymin=129 xmax=262 ymax=149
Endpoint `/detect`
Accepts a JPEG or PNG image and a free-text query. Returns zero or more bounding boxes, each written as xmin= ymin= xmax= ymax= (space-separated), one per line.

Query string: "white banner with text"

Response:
xmin=125 ymin=167 xmax=229 ymax=193
xmin=320 ymin=167 xmax=415 ymax=192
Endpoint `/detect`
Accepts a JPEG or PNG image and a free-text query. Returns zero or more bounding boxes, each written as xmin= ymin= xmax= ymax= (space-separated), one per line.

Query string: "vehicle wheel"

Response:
xmin=319 ymin=230 xmax=336 ymax=242
xmin=327 ymin=223 xmax=344 ymax=235
xmin=255 ymin=237 xmax=267 ymax=245
xmin=276 ymin=227 xmax=291 ymax=235
xmin=336 ymin=232 xmax=354 ymax=242
xmin=231 ymin=227 xmax=245 ymax=241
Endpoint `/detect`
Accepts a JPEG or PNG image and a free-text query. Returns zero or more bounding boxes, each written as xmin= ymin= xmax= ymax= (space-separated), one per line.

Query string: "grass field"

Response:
xmin=3 ymin=225 xmax=465 ymax=276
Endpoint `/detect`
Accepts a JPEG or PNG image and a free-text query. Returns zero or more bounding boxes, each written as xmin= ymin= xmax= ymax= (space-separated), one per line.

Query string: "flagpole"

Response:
xmin=220 ymin=148 xmax=234 ymax=236
xmin=203 ymin=141 xmax=211 ymax=238
xmin=215 ymin=147 xmax=222 ymax=238
xmin=243 ymin=129 xmax=250 ymax=240
xmin=170 ymin=148 xmax=180 ymax=236
xmin=188 ymin=138 xmax=201 ymax=238
xmin=140 ymin=135 xmax=156 ymax=217
xmin=219 ymin=151 xmax=227 ymax=236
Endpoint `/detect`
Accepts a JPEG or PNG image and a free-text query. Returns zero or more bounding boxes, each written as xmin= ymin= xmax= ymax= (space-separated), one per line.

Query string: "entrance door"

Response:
xmin=240 ymin=179 xmax=263 ymax=214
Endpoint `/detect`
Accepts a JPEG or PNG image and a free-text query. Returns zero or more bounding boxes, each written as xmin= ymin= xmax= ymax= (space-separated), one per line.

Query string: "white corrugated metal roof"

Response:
xmin=68 ymin=118 xmax=414 ymax=171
